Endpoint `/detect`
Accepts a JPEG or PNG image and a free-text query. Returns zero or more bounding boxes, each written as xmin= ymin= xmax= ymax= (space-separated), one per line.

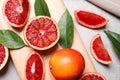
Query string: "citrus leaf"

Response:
xmin=34 ymin=0 xmax=50 ymax=17
xmin=0 ymin=30 xmax=25 ymax=49
xmin=58 ymin=9 xmax=74 ymax=48
xmin=104 ymin=30 xmax=120 ymax=57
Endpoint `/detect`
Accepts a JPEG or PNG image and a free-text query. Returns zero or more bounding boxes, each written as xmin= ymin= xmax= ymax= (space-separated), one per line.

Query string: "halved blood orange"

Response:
xmin=0 ymin=44 xmax=9 ymax=70
xmin=90 ymin=34 xmax=112 ymax=64
xmin=25 ymin=51 xmax=44 ymax=80
xmin=79 ymin=72 xmax=106 ymax=80
xmin=24 ymin=16 xmax=60 ymax=50
xmin=2 ymin=0 xmax=30 ymax=27
xmin=74 ymin=10 xmax=109 ymax=29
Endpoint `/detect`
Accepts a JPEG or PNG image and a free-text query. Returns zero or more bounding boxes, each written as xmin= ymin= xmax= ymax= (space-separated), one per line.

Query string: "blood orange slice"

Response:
xmin=25 ymin=51 xmax=44 ymax=80
xmin=24 ymin=16 xmax=60 ymax=50
xmin=74 ymin=10 xmax=108 ymax=29
xmin=90 ymin=34 xmax=112 ymax=64
xmin=79 ymin=72 xmax=106 ymax=80
xmin=2 ymin=0 xmax=30 ymax=27
xmin=0 ymin=44 xmax=9 ymax=70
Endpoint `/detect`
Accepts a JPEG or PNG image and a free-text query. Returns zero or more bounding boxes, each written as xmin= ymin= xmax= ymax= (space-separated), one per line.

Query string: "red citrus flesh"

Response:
xmin=3 ymin=0 xmax=30 ymax=27
xmin=0 ymin=44 xmax=9 ymax=70
xmin=79 ymin=72 xmax=106 ymax=80
xmin=25 ymin=51 xmax=44 ymax=80
xmin=74 ymin=10 xmax=108 ymax=29
xmin=24 ymin=16 xmax=60 ymax=50
xmin=90 ymin=34 xmax=112 ymax=64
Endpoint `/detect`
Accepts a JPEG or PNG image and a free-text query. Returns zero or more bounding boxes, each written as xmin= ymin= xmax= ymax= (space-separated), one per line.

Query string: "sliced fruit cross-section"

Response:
xmin=3 ymin=0 xmax=30 ymax=27
xmin=25 ymin=51 xmax=44 ymax=80
xmin=0 ymin=44 xmax=9 ymax=70
xmin=79 ymin=72 xmax=106 ymax=80
xmin=24 ymin=16 xmax=60 ymax=50
xmin=90 ymin=34 xmax=112 ymax=64
xmin=74 ymin=10 xmax=108 ymax=29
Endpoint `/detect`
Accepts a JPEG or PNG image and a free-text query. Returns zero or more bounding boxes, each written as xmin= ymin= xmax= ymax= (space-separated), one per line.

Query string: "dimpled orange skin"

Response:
xmin=49 ymin=48 xmax=85 ymax=80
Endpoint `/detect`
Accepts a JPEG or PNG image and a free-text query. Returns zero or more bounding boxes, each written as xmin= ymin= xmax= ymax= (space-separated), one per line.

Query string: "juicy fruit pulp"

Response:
xmin=25 ymin=51 xmax=44 ymax=80
xmin=79 ymin=72 xmax=106 ymax=80
xmin=0 ymin=45 xmax=6 ymax=65
xmin=74 ymin=10 xmax=108 ymax=29
xmin=49 ymin=48 xmax=85 ymax=80
xmin=24 ymin=16 xmax=60 ymax=50
xmin=90 ymin=34 xmax=112 ymax=64
xmin=3 ymin=0 xmax=30 ymax=27
xmin=0 ymin=44 xmax=9 ymax=70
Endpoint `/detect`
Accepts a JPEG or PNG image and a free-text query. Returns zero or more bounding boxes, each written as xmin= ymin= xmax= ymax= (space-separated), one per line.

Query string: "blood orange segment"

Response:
xmin=74 ymin=10 xmax=108 ymax=29
xmin=79 ymin=72 xmax=106 ymax=80
xmin=0 ymin=44 xmax=9 ymax=70
xmin=90 ymin=34 xmax=112 ymax=64
xmin=24 ymin=16 xmax=60 ymax=50
xmin=3 ymin=0 xmax=30 ymax=27
xmin=25 ymin=51 xmax=44 ymax=80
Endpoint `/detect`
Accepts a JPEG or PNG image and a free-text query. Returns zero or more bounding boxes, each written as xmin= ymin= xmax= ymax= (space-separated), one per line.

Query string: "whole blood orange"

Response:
xmin=24 ymin=16 xmax=60 ymax=50
xmin=0 ymin=44 xmax=9 ymax=70
xmin=74 ymin=10 xmax=108 ymax=29
xmin=49 ymin=48 xmax=85 ymax=80
xmin=90 ymin=34 xmax=112 ymax=64
xmin=25 ymin=51 xmax=44 ymax=80
xmin=3 ymin=0 xmax=30 ymax=27
xmin=79 ymin=72 xmax=106 ymax=80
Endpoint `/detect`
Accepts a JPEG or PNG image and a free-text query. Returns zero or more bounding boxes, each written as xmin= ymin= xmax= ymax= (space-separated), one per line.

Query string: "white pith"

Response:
xmin=0 ymin=46 xmax=9 ymax=70
xmin=25 ymin=51 xmax=45 ymax=80
xmin=90 ymin=34 xmax=112 ymax=65
xmin=80 ymin=72 xmax=106 ymax=80
xmin=2 ymin=0 xmax=30 ymax=27
xmin=24 ymin=16 xmax=60 ymax=51
xmin=75 ymin=10 xmax=109 ymax=29
xmin=16 ymin=6 xmax=23 ymax=13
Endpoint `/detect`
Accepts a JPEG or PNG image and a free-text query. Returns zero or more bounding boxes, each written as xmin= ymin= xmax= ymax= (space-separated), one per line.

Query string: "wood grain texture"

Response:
xmin=0 ymin=0 xmax=96 ymax=80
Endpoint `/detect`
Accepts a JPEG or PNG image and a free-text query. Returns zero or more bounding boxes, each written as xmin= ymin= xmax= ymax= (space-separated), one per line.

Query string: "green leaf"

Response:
xmin=58 ymin=9 xmax=74 ymax=48
xmin=0 ymin=30 xmax=25 ymax=49
xmin=104 ymin=30 xmax=120 ymax=57
xmin=34 ymin=0 xmax=50 ymax=16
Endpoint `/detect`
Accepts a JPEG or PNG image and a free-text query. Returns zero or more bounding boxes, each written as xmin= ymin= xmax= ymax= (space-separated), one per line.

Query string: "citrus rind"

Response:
xmin=80 ymin=72 xmax=106 ymax=80
xmin=2 ymin=0 xmax=30 ymax=27
xmin=0 ymin=45 xmax=9 ymax=70
xmin=74 ymin=10 xmax=109 ymax=29
xmin=90 ymin=34 xmax=112 ymax=64
xmin=25 ymin=51 xmax=44 ymax=80
xmin=24 ymin=16 xmax=60 ymax=51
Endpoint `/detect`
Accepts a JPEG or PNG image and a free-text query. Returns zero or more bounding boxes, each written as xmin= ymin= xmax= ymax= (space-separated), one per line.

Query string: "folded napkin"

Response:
xmin=88 ymin=0 xmax=120 ymax=17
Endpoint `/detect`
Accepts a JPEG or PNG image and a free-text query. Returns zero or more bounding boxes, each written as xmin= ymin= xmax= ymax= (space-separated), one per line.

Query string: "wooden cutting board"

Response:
xmin=0 ymin=0 xmax=96 ymax=80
